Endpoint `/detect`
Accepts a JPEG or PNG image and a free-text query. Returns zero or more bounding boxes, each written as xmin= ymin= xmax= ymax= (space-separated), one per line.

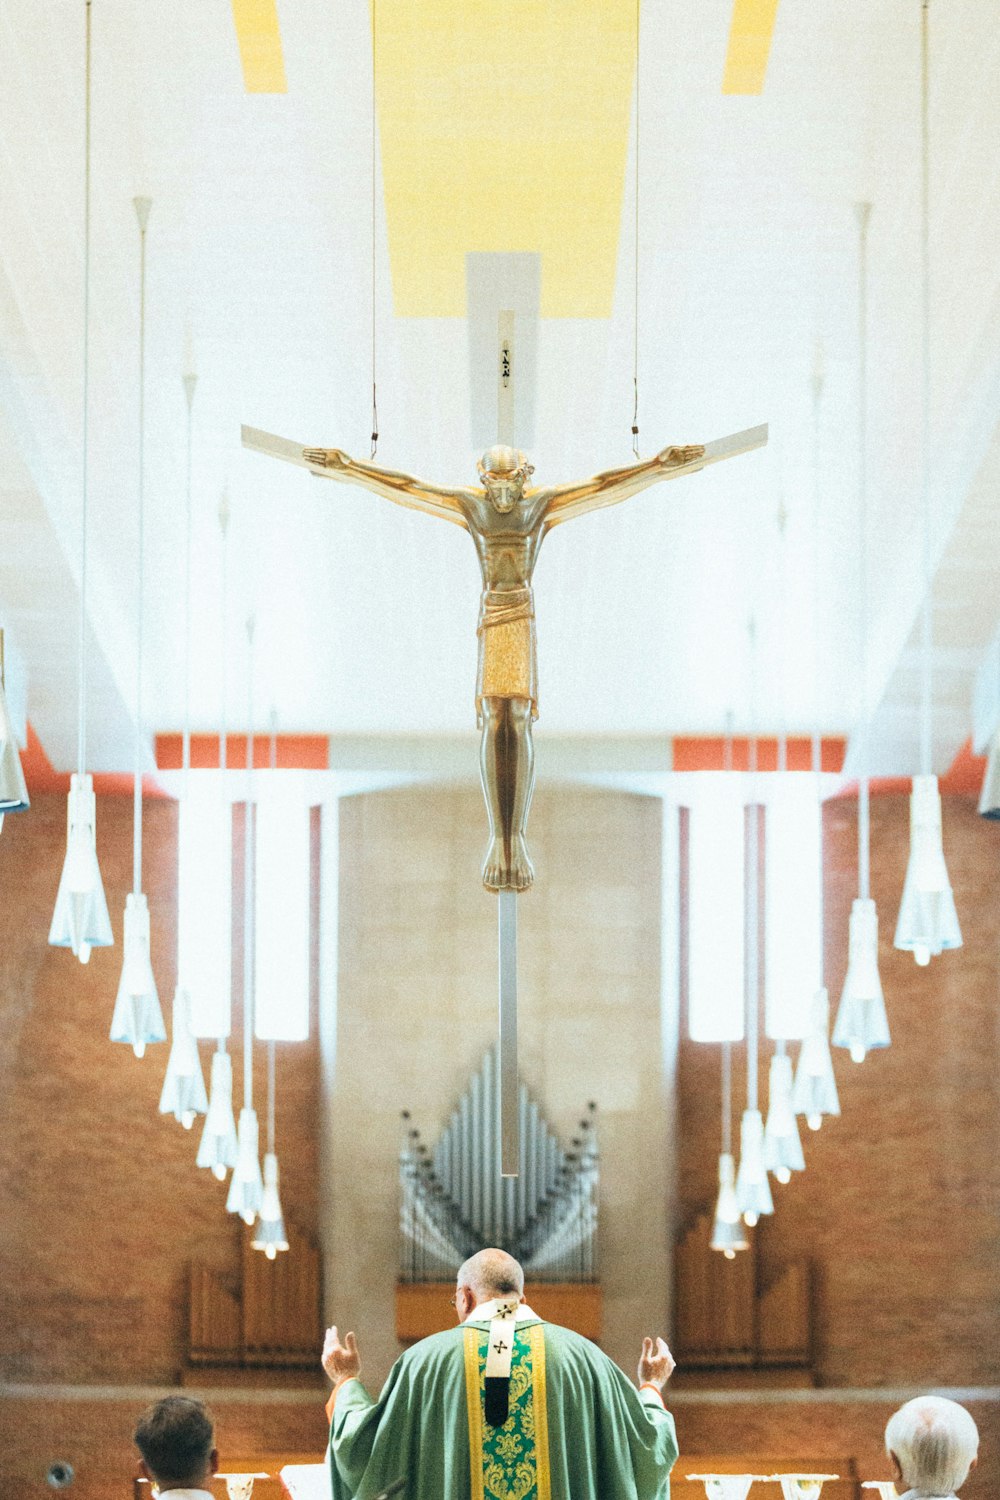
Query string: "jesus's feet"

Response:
xmin=482 ymin=835 xmax=535 ymax=892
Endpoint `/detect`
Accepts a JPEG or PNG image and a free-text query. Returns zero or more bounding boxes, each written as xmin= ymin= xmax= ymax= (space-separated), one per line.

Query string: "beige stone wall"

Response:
xmin=326 ymin=781 xmax=669 ymax=1386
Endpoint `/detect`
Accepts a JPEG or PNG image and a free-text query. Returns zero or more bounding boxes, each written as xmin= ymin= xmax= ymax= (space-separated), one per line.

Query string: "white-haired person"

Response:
xmin=885 ymin=1396 xmax=979 ymax=1498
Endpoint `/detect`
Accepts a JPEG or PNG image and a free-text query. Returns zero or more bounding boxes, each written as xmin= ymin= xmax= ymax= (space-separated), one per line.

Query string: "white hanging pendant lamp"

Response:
xmin=763 ymin=1050 xmax=805 ymax=1184
xmin=110 ymin=196 xmax=165 ymax=1058
xmin=792 ymin=987 xmax=840 ymax=1129
xmin=895 ymin=774 xmax=961 ymax=964
xmin=735 ymin=627 xmax=774 ymax=1228
xmin=161 ymin=373 xmax=208 ymax=1125
xmin=710 ymin=1043 xmax=749 ymax=1258
xmin=794 ymin=354 xmax=840 ymax=1129
xmin=159 ymin=987 xmax=209 ymax=1128
xmin=50 ymin=0 xmax=112 ymax=964
xmin=197 ymin=1050 xmax=239 ymax=1180
xmin=834 ymin=202 xmax=889 ymax=1063
xmin=227 ymin=618 xmax=263 ymax=1226
xmin=197 ymin=494 xmax=238 ymax=1179
xmin=834 ymin=897 xmax=890 ymax=1063
xmin=895 ymin=0 xmax=961 ymax=966
xmin=735 ymin=1107 xmax=773 ymax=1228
xmin=252 ymin=1042 xmax=289 ymax=1259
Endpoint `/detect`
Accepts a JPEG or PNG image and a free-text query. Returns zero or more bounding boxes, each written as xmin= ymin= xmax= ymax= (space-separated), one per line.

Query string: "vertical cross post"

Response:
xmin=497 ymin=309 xmax=515 ymax=447
xmin=496 ymin=307 xmax=519 ymax=1178
xmin=498 ymin=888 xmax=519 ymax=1176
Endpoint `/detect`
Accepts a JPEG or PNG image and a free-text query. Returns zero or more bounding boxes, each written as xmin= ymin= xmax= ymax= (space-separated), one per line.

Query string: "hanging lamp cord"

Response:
xmin=77 ymin=0 xmax=93 ymax=777
xmin=919 ymin=0 xmax=932 ymax=774
xmin=631 ymin=0 xmax=640 ymax=458
xmin=811 ymin=351 xmax=825 ymax=971
xmin=370 ymin=0 xmax=379 ymax=458
xmin=216 ymin=495 xmax=230 ymax=1058
xmin=856 ymin=203 xmax=872 ymax=901
xmin=243 ymin=617 xmax=256 ymax=1109
xmin=132 ymin=201 xmax=150 ymax=897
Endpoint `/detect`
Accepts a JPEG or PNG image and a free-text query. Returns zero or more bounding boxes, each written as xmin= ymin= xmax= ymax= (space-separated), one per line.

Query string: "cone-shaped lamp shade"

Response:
xmin=710 ymin=1153 xmax=749 ymax=1257
xmin=197 ymin=1050 xmax=239 ymax=1179
xmin=159 ymin=987 xmax=208 ymax=1128
xmin=834 ymin=897 xmax=890 ymax=1063
xmin=227 ymin=1107 xmax=263 ymax=1225
xmin=109 ymin=891 xmax=165 ymax=1057
xmin=861 ymin=1485 xmax=898 ymax=1500
xmin=0 ymin=662 xmax=29 ymax=816
xmin=49 ymin=773 xmax=113 ymax=963
xmin=734 ymin=1108 xmax=773 ymax=1226
xmin=792 ymin=988 xmax=840 ymax=1129
xmin=762 ymin=1053 xmax=805 ymax=1182
xmin=894 ymin=775 xmax=962 ymax=965
xmin=251 ymin=1151 xmax=289 ymax=1259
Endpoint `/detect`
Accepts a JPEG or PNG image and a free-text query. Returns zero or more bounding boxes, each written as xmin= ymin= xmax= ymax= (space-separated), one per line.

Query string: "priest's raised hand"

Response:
xmin=638 ymin=1334 xmax=676 ymax=1390
xmin=322 ymin=1324 xmax=361 ymax=1395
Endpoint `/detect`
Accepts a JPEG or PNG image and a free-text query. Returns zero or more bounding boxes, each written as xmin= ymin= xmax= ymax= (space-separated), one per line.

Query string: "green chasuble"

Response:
xmin=328 ymin=1311 xmax=677 ymax=1500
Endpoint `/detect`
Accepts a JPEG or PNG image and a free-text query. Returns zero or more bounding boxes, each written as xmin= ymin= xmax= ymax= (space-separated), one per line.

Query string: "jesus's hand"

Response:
xmin=656 ymin=444 xmax=705 ymax=469
xmin=304 ymin=447 xmax=349 ymax=470
xmin=637 ymin=1335 xmax=675 ymax=1389
xmin=322 ymin=1324 xmax=361 ymax=1385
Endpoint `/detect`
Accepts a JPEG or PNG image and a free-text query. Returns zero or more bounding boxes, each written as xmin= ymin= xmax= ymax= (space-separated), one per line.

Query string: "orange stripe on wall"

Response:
xmin=154 ymin=733 xmax=329 ymax=771
xmin=672 ymin=736 xmax=846 ymax=773
xmin=21 ymin=723 xmax=171 ymax=798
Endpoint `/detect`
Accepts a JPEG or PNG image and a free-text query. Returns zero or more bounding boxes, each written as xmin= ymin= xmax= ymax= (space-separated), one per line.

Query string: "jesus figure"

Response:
xmin=290 ymin=433 xmax=761 ymax=891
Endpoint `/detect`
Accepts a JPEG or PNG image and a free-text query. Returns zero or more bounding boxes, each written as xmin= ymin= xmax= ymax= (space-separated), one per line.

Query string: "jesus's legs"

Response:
xmin=480 ymin=697 xmax=535 ymax=891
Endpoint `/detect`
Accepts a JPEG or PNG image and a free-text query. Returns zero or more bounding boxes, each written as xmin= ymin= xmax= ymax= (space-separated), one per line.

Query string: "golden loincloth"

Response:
xmin=476 ymin=586 xmax=539 ymax=723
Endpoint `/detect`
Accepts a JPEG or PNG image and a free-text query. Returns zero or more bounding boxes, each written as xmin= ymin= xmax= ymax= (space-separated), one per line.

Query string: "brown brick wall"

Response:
xmin=678 ymin=792 xmax=1000 ymax=1387
xmin=0 ymin=793 xmax=321 ymax=1387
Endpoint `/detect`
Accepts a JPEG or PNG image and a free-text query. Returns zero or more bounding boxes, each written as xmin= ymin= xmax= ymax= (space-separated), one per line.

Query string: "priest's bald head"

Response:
xmin=885 ymin=1397 xmax=979 ymax=1496
xmin=454 ymin=1248 xmax=524 ymax=1321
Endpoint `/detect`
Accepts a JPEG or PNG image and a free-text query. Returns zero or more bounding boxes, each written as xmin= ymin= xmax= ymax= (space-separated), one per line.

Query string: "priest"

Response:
xmin=322 ymin=1247 xmax=677 ymax=1500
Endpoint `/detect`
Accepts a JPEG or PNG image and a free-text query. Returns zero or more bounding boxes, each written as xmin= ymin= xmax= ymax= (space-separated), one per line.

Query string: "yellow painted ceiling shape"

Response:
xmin=374 ymin=0 xmax=638 ymax=319
xmin=722 ymin=0 xmax=780 ymax=95
xmin=231 ymin=0 xmax=287 ymax=94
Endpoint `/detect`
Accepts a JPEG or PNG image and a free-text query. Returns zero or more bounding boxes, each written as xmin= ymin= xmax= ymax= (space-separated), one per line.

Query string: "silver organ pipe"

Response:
xmin=398 ymin=1051 xmax=599 ymax=1283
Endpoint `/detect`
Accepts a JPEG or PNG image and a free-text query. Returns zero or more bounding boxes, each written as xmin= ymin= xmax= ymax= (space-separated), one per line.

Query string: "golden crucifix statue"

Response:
xmin=243 ymin=424 xmax=767 ymax=892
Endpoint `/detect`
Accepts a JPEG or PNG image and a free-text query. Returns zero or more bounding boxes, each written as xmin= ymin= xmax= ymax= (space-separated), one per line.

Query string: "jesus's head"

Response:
xmin=478 ymin=445 xmax=533 ymax=513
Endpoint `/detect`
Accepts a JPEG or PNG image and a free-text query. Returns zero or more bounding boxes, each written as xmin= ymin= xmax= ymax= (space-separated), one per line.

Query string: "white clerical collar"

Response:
xmin=465 ymin=1298 xmax=538 ymax=1324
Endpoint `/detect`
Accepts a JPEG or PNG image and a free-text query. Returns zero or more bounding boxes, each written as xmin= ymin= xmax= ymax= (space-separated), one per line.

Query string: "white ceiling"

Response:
xmin=2 ymin=0 xmax=1000 ymax=772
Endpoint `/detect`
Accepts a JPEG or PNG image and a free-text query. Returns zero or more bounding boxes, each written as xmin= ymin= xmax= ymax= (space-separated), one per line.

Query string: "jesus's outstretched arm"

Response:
xmin=542 ymin=423 xmax=767 ymax=528
xmin=304 ymin=447 xmax=471 ymax=529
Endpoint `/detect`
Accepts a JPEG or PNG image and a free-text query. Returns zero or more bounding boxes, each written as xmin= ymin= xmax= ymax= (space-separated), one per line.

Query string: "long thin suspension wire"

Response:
xmin=811 ymin=348 xmax=825 ymax=982
xmin=132 ymin=200 xmax=150 ymax=896
xmin=243 ymin=616 xmax=256 ymax=1109
xmin=370 ymin=0 xmax=379 ymax=458
xmin=77 ymin=0 xmax=93 ymax=777
xmin=721 ymin=1041 xmax=732 ymax=1155
xmin=267 ymin=1040 xmax=276 ymax=1154
xmin=919 ymin=0 xmax=932 ymax=774
xmin=631 ymin=0 xmax=640 ymax=458
xmin=216 ymin=494 xmax=230 ymax=1057
xmin=181 ymin=375 xmax=197 ymax=790
xmin=746 ymin=617 xmax=759 ymax=1114
xmin=722 ymin=713 xmax=735 ymax=1155
xmin=856 ymin=202 xmax=872 ymax=901
xmin=775 ymin=493 xmax=788 ymax=1062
